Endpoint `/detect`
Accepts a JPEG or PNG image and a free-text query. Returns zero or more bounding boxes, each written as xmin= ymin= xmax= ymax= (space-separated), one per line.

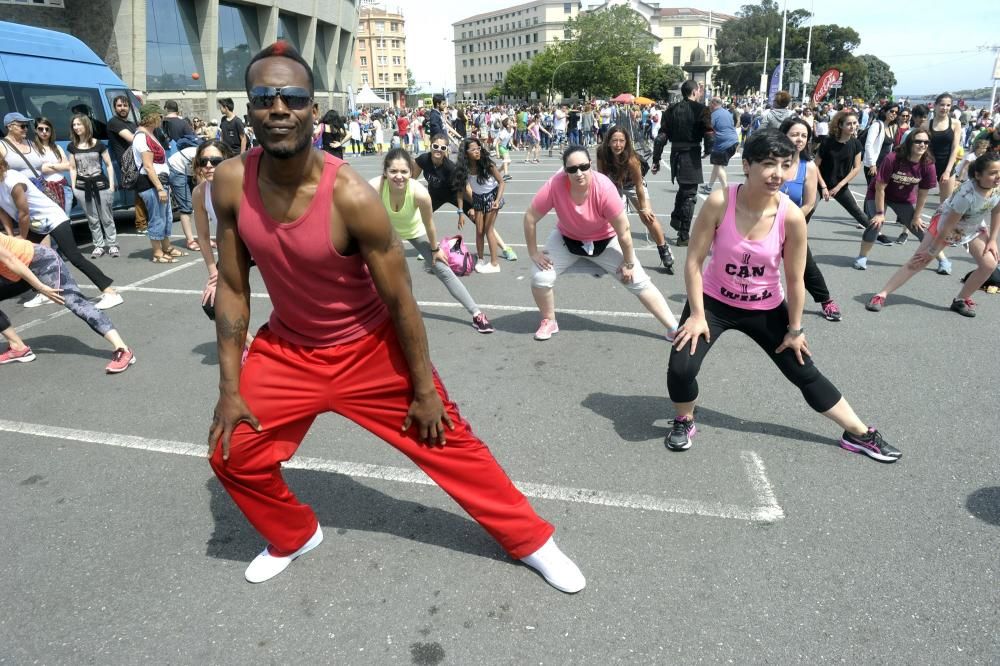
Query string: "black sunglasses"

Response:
xmin=198 ymin=156 xmax=225 ymax=167
xmin=8 ymin=122 xmax=28 ymax=130
xmin=36 ymin=126 xmax=52 ymax=132
xmin=565 ymin=162 xmax=592 ymax=174
xmin=248 ymin=86 xmax=312 ymax=111
xmin=912 ymin=140 xmax=930 ymax=145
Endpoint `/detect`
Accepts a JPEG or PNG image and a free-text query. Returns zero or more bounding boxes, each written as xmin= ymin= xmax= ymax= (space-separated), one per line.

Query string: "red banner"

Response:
xmin=812 ymin=69 xmax=841 ymax=104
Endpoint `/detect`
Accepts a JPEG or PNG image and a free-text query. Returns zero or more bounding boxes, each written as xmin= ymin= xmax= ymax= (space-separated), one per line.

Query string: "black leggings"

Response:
xmin=670 ymin=183 xmax=699 ymax=240
xmin=861 ymin=199 xmax=923 ymax=243
xmin=802 ymin=208 xmax=831 ymax=304
xmin=667 ymin=297 xmax=842 ymax=413
xmin=825 ymin=186 xmax=869 ymax=227
xmin=28 ymin=222 xmax=113 ymax=292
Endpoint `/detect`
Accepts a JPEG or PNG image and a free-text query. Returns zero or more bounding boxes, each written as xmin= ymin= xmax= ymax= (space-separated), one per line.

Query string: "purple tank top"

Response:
xmin=702 ymin=184 xmax=788 ymax=310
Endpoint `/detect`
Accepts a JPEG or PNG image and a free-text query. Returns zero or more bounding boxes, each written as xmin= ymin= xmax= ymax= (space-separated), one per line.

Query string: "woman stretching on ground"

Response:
xmin=667 ymin=130 xmax=898 ymax=463
xmin=370 ymin=148 xmax=494 ymax=333
xmin=866 ymin=152 xmax=1000 ymax=318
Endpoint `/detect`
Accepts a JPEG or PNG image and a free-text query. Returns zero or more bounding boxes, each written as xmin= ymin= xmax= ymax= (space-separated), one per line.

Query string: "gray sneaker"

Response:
xmin=666 ymin=416 xmax=696 ymax=451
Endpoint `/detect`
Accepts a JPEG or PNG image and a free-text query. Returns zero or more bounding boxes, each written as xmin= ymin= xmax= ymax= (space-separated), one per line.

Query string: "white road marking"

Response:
xmin=14 ymin=259 xmax=199 ymax=333
xmin=0 ymin=419 xmax=783 ymax=523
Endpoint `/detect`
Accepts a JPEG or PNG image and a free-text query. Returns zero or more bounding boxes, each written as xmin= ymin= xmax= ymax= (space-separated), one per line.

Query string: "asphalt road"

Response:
xmin=2 ymin=146 xmax=998 ymax=665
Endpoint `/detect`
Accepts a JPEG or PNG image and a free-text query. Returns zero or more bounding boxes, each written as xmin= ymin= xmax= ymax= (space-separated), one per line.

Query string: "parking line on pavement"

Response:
xmin=14 ymin=259 xmax=200 ymax=334
xmin=0 ymin=419 xmax=783 ymax=523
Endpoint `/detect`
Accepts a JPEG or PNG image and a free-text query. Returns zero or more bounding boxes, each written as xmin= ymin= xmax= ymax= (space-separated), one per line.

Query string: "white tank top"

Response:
xmin=204 ymin=181 xmax=218 ymax=230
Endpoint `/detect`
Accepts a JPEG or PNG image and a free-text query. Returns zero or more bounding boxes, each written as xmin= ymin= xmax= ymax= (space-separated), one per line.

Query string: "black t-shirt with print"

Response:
xmin=415 ymin=152 xmax=457 ymax=200
xmin=107 ymin=116 xmax=137 ymax=161
xmin=219 ymin=115 xmax=245 ymax=152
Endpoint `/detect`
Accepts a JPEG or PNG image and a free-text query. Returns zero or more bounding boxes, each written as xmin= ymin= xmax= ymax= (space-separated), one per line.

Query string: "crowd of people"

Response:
xmin=1 ymin=40 xmax=998 ymax=591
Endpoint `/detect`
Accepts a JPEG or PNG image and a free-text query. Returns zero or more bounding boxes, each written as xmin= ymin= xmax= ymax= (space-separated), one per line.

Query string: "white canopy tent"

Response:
xmin=355 ymin=84 xmax=390 ymax=106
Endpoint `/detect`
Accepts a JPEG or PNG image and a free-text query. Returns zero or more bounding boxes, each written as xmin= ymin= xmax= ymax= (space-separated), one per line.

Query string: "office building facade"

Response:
xmin=0 ymin=0 xmax=359 ymax=118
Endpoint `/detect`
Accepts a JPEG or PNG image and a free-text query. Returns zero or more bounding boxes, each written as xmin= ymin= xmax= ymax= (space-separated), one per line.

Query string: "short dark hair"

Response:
xmin=432 ymin=94 xmax=446 ymax=106
xmin=681 ymin=80 xmax=699 ymax=99
xmin=218 ymin=97 xmax=234 ymax=113
xmin=164 ymin=100 xmax=179 ymax=113
xmin=561 ymin=144 xmax=590 ymax=166
xmin=911 ymin=104 xmax=929 ymax=120
xmin=742 ymin=128 xmax=796 ymax=164
xmin=244 ymin=41 xmax=314 ymax=95
xmin=969 ymin=152 xmax=1000 ymax=180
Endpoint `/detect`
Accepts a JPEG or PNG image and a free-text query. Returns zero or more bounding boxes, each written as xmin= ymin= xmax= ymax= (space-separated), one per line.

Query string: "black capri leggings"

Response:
xmin=825 ymin=186 xmax=869 ymax=227
xmin=28 ymin=221 xmax=113 ymax=292
xmin=667 ymin=296 xmax=843 ymax=413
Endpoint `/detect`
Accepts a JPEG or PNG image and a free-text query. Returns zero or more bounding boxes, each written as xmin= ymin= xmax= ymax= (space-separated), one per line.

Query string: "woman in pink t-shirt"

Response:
xmin=522 ymin=145 xmax=678 ymax=342
xmin=667 ymin=130 xmax=899 ymax=463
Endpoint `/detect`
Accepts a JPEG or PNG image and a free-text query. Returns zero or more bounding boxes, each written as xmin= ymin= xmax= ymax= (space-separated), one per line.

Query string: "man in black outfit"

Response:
xmin=651 ymin=80 xmax=714 ymax=246
xmin=162 ymin=100 xmax=196 ymax=143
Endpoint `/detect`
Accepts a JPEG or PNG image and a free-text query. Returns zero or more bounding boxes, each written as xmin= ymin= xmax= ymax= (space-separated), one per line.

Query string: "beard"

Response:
xmin=258 ymin=127 xmax=313 ymax=160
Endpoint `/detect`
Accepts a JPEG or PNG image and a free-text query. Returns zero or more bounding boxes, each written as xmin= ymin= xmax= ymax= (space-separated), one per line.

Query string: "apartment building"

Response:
xmin=453 ymin=0 xmax=732 ymax=102
xmin=354 ymin=5 xmax=408 ymax=107
xmin=453 ymin=0 xmax=584 ymax=102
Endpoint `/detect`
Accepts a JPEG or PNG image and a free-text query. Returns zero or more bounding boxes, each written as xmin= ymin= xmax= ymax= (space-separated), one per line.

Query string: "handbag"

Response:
xmin=2 ymin=138 xmax=65 ymax=208
xmin=438 ymin=235 xmax=475 ymax=276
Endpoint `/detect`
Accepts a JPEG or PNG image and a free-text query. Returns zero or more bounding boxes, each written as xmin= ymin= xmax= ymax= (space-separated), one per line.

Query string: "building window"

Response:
xmin=392 ymin=39 xmax=400 ymax=48
xmin=706 ymin=45 xmax=713 ymax=61
xmin=564 ymin=2 xmax=571 ymax=12
xmin=312 ymin=23 xmax=328 ymax=90
xmin=674 ymin=27 xmax=682 ymax=37
xmin=394 ymin=73 xmax=401 ymax=82
xmin=564 ymin=29 xmax=572 ymax=39
xmin=392 ymin=56 xmax=401 ymax=65
xmin=377 ymin=55 xmax=387 ymax=65
xmin=534 ymin=17 xmax=539 ymax=24
xmin=147 ymin=0 xmax=206 ymax=91
xmin=217 ymin=1 xmax=260 ymax=90
xmin=463 ymin=75 xmax=468 ymax=83
xmin=360 ymin=56 xmax=367 ymax=66
xmin=359 ymin=39 xmax=365 ymax=48
xmin=390 ymin=22 xmax=398 ymax=32
xmin=672 ymin=46 xmax=681 ymax=65
xmin=362 ymin=73 xmax=369 ymax=83
xmin=462 ymin=45 xmax=466 ymax=53
xmin=375 ymin=21 xmax=384 ymax=33
xmin=276 ymin=13 xmax=300 ymax=48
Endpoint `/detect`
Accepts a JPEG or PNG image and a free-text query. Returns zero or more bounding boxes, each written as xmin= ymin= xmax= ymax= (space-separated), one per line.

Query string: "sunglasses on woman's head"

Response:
xmin=247 ymin=86 xmax=312 ymax=111
xmin=565 ymin=163 xmax=591 ymax=174
xmin=198 ymin=156 xmax=225 ymax=167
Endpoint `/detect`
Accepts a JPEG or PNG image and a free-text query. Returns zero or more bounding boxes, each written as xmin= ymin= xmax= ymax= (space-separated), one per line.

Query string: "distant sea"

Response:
xmin=898 ymin=95 xmax=994 ymax=107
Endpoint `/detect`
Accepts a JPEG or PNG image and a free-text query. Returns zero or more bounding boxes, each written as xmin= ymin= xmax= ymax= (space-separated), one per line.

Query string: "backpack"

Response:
xmin=438 ymin=235 xmax=475 ymax=276
xmin=118 ymin=151 xmax=138 ymax=189
xmin=857 ymin=120 xmax=881 ymax=158
xmin=961 ymin=266 xmax=1000 ymax=293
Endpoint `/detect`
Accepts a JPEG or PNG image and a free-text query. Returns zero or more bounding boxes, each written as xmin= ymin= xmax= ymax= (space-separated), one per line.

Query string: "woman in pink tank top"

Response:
xmin=665 ymin=130 xmax=900 ymax=464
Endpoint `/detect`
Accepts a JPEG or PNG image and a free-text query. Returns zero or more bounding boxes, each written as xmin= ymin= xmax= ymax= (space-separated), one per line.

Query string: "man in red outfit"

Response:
xmin=207 ymin=42 xmax=585 ymax=593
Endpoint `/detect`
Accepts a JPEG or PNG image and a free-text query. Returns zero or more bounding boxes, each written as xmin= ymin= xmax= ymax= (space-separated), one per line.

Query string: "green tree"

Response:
xmin=500 ymin=61 xmax=534 ymax=100
xmin=856 ymin=54 xmax=897 ymax=100
xmin=716 ymin=0 xmax=861 ymax=97
xmin=554 ymin=5 xmax=663 ymax=98
xmin=406 ymin=69 xmax=417 ymax=94
xmin=641 ymin=63 xmax=685 ymax=101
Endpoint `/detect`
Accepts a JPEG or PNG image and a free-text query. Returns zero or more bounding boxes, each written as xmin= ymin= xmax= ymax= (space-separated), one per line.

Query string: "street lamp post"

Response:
xmin=550 ymin=59 xmax=593 ymax=104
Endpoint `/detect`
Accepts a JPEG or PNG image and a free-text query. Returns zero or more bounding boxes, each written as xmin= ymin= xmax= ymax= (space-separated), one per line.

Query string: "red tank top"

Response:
xmin=701 ymin=184 xmax=788 ymax=310
xmin=238 ymin=148 xmax=389 ymax=346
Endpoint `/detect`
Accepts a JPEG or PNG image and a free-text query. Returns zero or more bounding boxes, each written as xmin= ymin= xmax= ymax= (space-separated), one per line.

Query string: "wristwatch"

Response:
xmin=622 ymin=261 xmax=635 ymax=269
xmin=786 ymin=327 xmax=805 ymax=337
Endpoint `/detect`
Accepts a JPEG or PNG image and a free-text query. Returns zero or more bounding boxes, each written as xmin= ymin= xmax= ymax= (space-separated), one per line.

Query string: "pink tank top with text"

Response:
xmin=702 ymin=184 xmax=788 ymax=310
xmin=238 ymin=148 xmax=389 ymax=346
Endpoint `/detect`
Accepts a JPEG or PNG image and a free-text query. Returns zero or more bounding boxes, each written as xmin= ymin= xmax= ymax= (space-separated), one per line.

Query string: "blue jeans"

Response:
xmin=168 ymin=170 xmax=192 ymax=214
xmin=139 ymin=187 xmax=173 ymax=241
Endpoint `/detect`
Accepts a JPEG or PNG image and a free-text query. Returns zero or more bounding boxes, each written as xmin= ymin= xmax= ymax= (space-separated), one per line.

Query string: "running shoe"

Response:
xmin=23 ymin=293 xmax=53 ymax=308
xmin=658 ymin=245 xmax=675 ymax=272
xmin=108 ymin=245 xmax=121 ymax=258
xmin=502 ymin=174 xmax=512 ymax=182
xmin=936 ymin=259 xmax=952 ymax=275
xmin=865 ymin=294 xmax=885 ymax=312
xmin=501 ymin=246 xmax=518 ymax=261
xmin=675 ymin=236 xmax=689 ymax=247
xmin=105 ymin=347 xmax=136 ymax=374
xmin=894 ymin=233 xmax=908 ymax=245
xmin=950 ymin=298 xmax=977 ymax=317
xmin=95 ymin=292 xmax=123 ymax=310
xmin=698 ymin=184 xmax=712 ymax=195
xmin=475 ymin=260 xmax=500 ymax=274
xmin=0 ymin=345 xmax=35 ymax=364
xmin=852 ymin=256 xmax=868 ymax=271
xmin=472 ymin=312 xmax=495 ymax=333
xmin=821 ymin=299 xmax=843 ymax=322
xmin=875 ymin=234 xmax=893 ymax=246
xmin=839 ymin=428 xmax=901 ymax=463
xmin=534 ymin=318 xmax=559 ymax=341
xmin=91 ymin=246 xmax=105 ymax=258
xmin=665 ymin=327 xmax=678 ymax=344
xmin=666 ymin=415 xmax=696 ymax=451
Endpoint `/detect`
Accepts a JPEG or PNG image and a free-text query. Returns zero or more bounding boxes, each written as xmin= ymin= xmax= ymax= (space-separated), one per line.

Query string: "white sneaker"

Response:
xmin=475 ymin=261 xmax=501 ymax=274
xmin=520 ymin=537 xmax=586 ymax=593
xmin=23 ymin=293 xmax=53 ymax=308
xmin=94 ymin=292 xmax=124 ymax=310
xmin=244 ymin=525 xmax=324 ymax=583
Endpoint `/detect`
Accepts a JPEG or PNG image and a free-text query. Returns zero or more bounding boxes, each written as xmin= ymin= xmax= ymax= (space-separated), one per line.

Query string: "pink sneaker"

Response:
xmin=534 ymin=318 xmax=559 ymax=341
xmin=0 ymin=345 xmax=35 ymax=364
xmin=105 ymin=347 xmax=136 ymax=374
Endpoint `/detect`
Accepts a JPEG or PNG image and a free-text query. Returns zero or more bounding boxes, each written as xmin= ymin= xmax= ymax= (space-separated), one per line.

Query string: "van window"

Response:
xmin=0 ymin=84 xmax=13 ymax=137
xmin=10 ymin=83 xmax=108 ymax=141
xmin=103 ymin=88 xmax=139 ymax=125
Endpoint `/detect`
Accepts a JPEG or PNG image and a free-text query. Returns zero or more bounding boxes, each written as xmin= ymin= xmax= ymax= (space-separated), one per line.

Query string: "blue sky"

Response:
xmin=395 ymin=0 xmax=1000 ymax=98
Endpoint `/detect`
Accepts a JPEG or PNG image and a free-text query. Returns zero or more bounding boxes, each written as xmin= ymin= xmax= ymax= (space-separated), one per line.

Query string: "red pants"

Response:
xmin=209 ymin=322 xmax=553 ymax=559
